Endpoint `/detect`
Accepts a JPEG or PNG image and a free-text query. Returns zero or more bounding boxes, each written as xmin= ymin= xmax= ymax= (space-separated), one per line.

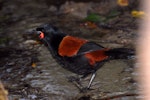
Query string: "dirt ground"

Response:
xmin=0 ymin=0 xmax=140 ymax=100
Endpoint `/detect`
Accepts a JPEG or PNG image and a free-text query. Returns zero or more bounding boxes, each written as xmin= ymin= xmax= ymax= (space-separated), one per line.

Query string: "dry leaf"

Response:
xmin=117 ymin=0 xmax=129 ymax=6
xmin=0 ymin=82 xmax=8 ymax=100
xmin=131 ymin=10 xmax=145 ymax=18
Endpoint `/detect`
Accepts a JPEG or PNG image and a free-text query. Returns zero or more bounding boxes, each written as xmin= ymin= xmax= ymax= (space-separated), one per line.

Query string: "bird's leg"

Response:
xmin=78 ymin=72 xmax=96 ymax=92
xmin=87 ymin=72 xmax=96 ymax=89
xmin=67 ymin=76 xmax=84 ymax=89
xmin=67 ymin=76 xmax=80 ymax=83
xmin=67 ymin=73 xmax=96 ymax=92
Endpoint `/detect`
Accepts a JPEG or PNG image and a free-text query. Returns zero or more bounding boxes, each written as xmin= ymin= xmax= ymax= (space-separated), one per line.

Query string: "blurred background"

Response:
xmin=0 ymin=0 xmax=141 ymax=100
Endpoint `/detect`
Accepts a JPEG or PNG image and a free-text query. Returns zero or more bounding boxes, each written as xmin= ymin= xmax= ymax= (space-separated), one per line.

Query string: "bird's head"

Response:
xmin=36 ymin=24 xmax=60 ymax=40
xmin=23 ymin=24 xmax=66 ymax=46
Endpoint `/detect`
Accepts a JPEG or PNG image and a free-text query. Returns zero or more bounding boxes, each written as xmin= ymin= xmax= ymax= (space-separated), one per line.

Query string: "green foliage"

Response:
xmin=84 ymin=13 xmax=105 ymax=22
xmin=84 ymin=10 xmax=120 ymax=23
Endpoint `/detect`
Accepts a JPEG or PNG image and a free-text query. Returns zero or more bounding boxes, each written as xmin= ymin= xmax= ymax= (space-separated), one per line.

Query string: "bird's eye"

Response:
xmin=39 ymin=32 xmax=44 ymax=39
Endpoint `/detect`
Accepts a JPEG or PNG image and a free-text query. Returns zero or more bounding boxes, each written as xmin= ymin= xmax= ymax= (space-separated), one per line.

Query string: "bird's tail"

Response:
xmin=105 ymin=48 xmax=135 ymax=59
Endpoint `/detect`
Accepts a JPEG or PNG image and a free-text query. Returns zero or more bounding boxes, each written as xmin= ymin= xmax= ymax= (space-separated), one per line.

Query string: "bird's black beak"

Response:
xmin=36 ymin=31 xmax=42 ymax=35
xmin=22 ymin=30 xmax=36 ymax=40
xmin=23 ymin=29 xmax=43 ymax=39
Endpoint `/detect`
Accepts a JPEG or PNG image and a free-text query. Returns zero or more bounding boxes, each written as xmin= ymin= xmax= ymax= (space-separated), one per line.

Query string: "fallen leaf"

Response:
xmin=0 ymin=82 xmax=8 ymax=100
xmin=131 ymin=10 xmax=145 ymax=18
xmin=117 ymin=0 xmax=129 ymax=6
xmin=81 ymin=21 xmax=97 ymax=29
xmin=31 ymin=62 xmax=37 ymax=68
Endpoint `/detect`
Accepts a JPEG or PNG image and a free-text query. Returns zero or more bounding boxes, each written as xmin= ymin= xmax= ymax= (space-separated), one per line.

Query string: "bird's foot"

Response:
xmin=80 ymin=87 xmax=94 ymax=93
xmin=67 ymin=76 xmax=95 ymax=92
xmin=67 ymin=76 xmax=85 ymax=90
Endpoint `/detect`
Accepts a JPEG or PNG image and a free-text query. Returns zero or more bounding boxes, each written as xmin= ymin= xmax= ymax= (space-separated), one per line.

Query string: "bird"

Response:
xmin=34 ymin=23 xmax=134 ymax=91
